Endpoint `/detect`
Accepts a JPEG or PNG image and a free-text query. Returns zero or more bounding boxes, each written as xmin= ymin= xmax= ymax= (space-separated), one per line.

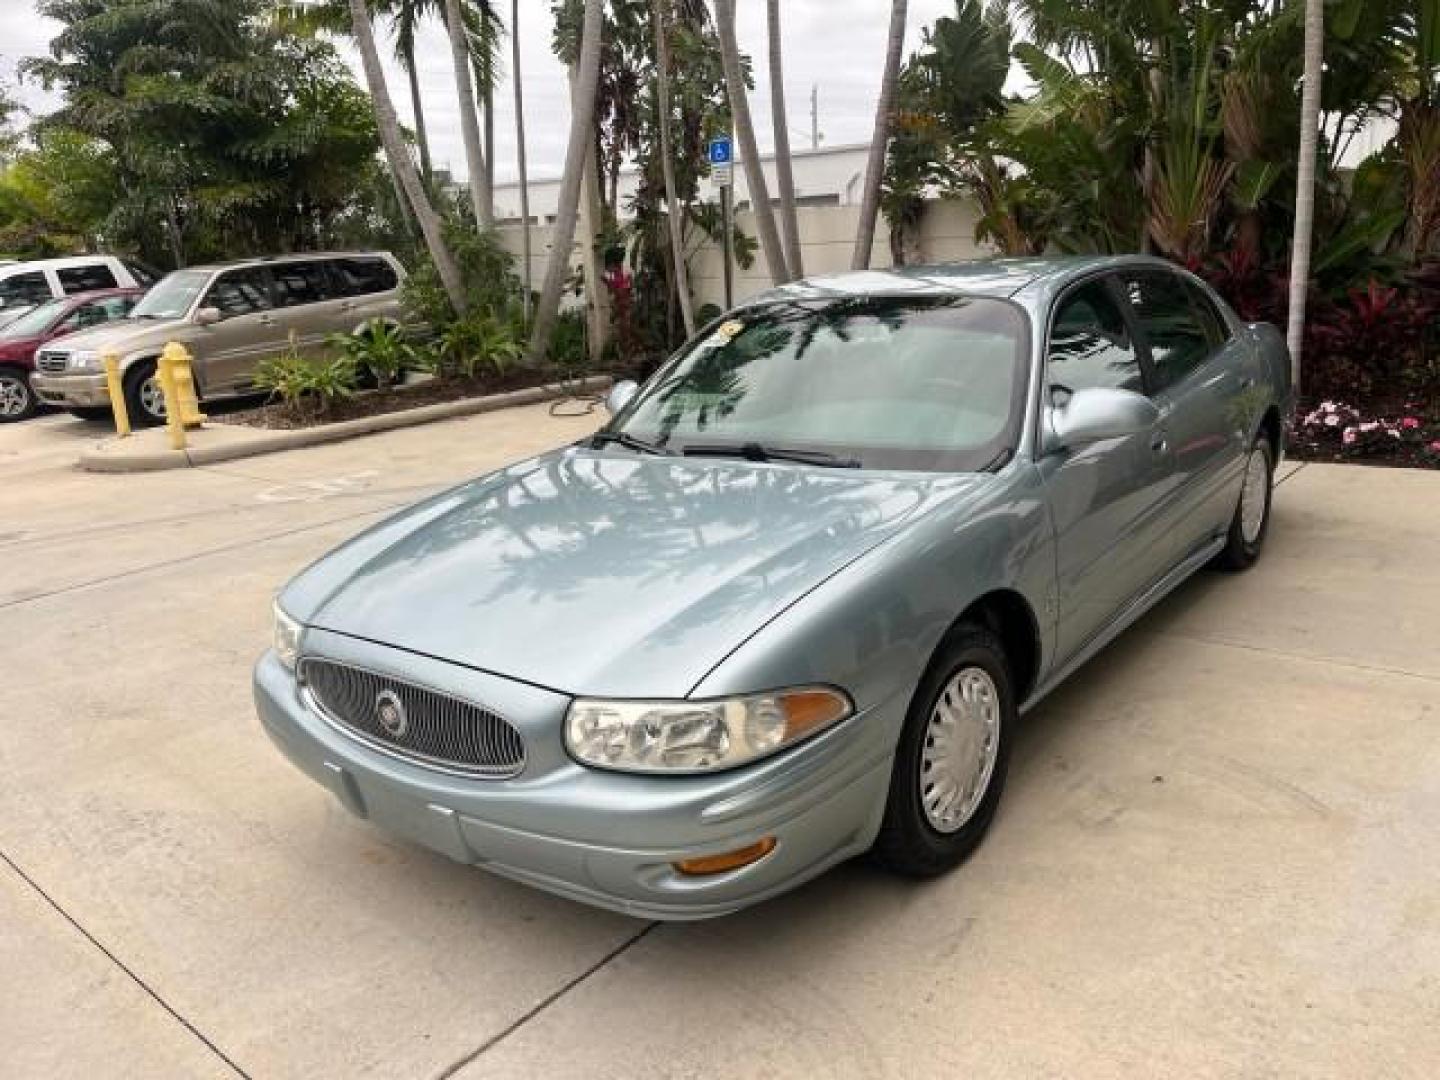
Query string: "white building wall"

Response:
xmin=496 ymin=196 xmax=993 ymax=314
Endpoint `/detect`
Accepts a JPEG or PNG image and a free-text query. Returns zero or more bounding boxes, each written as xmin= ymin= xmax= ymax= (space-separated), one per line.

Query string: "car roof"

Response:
xmin=0 ymin=255 xmax=125 ymax=273
xmin=744 ymin=254 xmax=1182 ymax=306
xmin=183 ymin=251 xmax=397 ymax=273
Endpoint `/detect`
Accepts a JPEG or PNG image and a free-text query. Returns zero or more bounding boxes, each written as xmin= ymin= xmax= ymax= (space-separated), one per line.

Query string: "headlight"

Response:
xmin=70 ymin=350 xmax=101 ymax=373
xmin=273 ymin=601 xmax=302 ymax=671
xmin=565 ymin=688 xmax=852 ymax=773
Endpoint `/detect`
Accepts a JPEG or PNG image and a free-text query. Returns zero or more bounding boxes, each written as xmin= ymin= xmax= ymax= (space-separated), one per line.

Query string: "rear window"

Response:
xmin=0 ymin=271 xmax=51 ymax=308
xmin=332 ymin=257 xmax=398 ymax=297
xmin=273 ymin=261 xmax=335 ymax=307
xmin=57 ymin=263 xmax=119 ymax=294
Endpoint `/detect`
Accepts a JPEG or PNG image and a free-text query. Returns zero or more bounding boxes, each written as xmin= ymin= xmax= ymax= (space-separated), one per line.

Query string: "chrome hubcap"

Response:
xmin=139 ymin=376 xmax=166 ymax=419
xmin=1240 ymin=447 xmax=1269 ymax=544
xmin=0 ymin=374 xmax=29 ymax=417
xmin=920 ymin=666 xmax=1001 ymax=833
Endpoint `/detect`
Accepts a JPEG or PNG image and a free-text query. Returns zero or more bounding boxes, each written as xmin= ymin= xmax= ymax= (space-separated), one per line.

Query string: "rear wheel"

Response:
xmin=0 ymin=366 xmax=38 ymax=422
xmin=872 ymin=624 xmax=1015 ymax=877
xmin=1216 ymin=435 xmax=1273 ymax=570
xmin=122 ymin=359 xmax=166 ymax=427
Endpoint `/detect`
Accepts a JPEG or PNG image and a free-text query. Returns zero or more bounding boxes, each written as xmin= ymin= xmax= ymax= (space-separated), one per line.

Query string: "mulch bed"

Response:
xmin=221 ymin=366 xmax=599 ymax=431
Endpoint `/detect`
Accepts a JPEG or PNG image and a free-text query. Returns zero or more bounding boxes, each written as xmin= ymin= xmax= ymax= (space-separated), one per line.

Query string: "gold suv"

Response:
xmin=31 ymin=251 xmax=409 ymax=424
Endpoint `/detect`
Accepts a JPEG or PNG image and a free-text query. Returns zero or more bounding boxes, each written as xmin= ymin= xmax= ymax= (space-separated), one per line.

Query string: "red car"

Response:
xmin=0 ymin=288 xmax=144 ymax=422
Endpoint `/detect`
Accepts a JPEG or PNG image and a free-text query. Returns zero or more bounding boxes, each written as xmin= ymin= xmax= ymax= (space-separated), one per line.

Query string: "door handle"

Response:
xmin=1150 ymin=429 xmax=1169 ymax=454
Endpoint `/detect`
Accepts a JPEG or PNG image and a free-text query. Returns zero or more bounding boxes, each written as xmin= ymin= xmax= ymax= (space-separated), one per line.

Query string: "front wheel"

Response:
xmin=122 ymin=359 xmax=166 ymax=427
xmin=0 ymin=366 xmax=39 ymax=422
xmin=872 ymin=624 xmax=1015 ymax=877
xmin=1216 ymin=436 xmax=1273 ymax=570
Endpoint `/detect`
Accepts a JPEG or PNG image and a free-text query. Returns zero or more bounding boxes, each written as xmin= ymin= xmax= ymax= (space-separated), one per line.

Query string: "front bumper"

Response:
xmin=253 ymin=638 xmax=899 ymax=920
xmin=31 ymin=372 xmax=109 ymax=408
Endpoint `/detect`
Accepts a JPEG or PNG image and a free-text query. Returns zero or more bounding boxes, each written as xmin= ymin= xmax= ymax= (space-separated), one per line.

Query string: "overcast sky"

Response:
xmin=0 ymin=1 xmax=961 ymax=185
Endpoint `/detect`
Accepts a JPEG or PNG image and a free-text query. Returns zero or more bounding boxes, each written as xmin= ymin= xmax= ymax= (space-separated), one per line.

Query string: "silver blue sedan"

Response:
xmin=254 ymin=256 xmax=1291 ymax=919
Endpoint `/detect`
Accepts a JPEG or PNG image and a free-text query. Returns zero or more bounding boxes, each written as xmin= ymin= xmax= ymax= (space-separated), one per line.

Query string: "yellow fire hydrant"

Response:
xmin=155 ymin=341 xmax=207 ymax=451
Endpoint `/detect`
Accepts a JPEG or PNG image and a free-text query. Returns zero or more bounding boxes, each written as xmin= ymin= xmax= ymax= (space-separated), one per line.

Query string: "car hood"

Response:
xmin=288 ymin=447 xmax=986 ymax=698
xmin=0 ymin=334 xmax=42 ymax=362
xmin=38 ymin=318 xmax=184 ymax=355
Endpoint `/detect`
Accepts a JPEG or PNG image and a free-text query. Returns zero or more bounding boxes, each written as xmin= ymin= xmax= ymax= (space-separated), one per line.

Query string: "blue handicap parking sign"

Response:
xmin=708 ymin=137 xmax=733 ymax=165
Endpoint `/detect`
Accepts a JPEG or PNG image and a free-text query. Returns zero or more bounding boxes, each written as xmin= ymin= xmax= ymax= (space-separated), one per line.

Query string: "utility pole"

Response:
xmin=810 ymin=84 xmax=819 ymax=150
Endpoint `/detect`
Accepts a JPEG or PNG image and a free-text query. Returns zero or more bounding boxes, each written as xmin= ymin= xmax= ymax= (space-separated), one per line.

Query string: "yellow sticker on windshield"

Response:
xmin=717 ymin=320 xmax=745 ymax=340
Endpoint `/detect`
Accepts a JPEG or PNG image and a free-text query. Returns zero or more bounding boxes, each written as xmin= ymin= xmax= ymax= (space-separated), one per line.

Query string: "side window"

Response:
xmin=1184 ymin=280 xmax=1230 ymax=347
xmin=73 ymin=296 xmax=134 ymax=329
xmin=272 ymin=261 xmax=335 ymax=308
xmin=204 ymin=268 xmax=274 ymax=318
xmin=57 ymin=263 xmax=119 ymax=293
xmin=333 ymin=257 xmax=399 ymax=297
xmin=1120 ymin=270 xmax=1216 ymax=392
xmin=0 ymin=271 xmax=52 ymax=307
xmin=123 ymin=259 xmax=159 ymax=286
xmin=1047 ymin=280 xmax=1144 ymax=394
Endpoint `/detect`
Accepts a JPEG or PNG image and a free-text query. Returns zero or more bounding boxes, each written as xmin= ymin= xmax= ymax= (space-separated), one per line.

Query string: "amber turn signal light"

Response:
xmin=673 ymin=837 xmax=777 ymax=876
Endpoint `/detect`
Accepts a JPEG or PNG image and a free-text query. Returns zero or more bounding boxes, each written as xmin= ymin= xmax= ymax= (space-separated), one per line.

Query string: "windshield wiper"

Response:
xmin=681 ymin=441 xmax=862 ymax=468
xmin=589 ymin=430 xmax=672 ymax=456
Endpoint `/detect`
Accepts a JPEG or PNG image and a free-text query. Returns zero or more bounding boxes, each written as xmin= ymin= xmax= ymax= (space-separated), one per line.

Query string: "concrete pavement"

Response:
xmin=2 ymin=410 xmax=1437 ymax=1078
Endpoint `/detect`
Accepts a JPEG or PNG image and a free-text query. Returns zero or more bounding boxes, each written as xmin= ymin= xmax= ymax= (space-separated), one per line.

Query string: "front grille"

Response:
xmin=299 ymin=657 xmax=525 ymax=778
xmin=36 ymin=351 xmax=69 ymax=374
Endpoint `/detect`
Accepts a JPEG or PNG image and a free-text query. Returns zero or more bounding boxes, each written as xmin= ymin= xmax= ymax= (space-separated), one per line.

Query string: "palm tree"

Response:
xmin=767 ymin=0 xmax=803 ymax=278
xmin=1286 ymin=0 xmax=1323 ymax=394
xmin=511 ymin=0 xmax=532 ymax=325
xmin=392 ymin=0 xmax=437 ymax=184
xmin=714 ymin=0 xmax=790 ymax=284
xmin=653 ymin=0 xmax=697 ymax=337
xmin=526 ymin=0 xmax=605 ymax=364
xmin=444 ymin=0 xmax=493 ymax=228
xmin=852 ymin=0 xmax=907 ymax=270
xmin=347 ymin=0 xmax=467 ymax=312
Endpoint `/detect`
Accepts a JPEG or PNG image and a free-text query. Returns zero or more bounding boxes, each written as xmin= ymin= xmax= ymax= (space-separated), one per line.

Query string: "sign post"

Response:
xmin=709 ymin=136 xmax=734 ymax=310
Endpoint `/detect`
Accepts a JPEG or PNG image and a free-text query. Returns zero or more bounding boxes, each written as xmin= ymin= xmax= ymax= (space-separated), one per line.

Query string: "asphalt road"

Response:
xmin=2 ymin=409 xmax=1437 ymax=1079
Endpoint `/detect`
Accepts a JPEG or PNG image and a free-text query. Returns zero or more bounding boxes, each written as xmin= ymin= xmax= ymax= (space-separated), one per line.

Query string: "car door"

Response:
xmin=270 ymin=260 xmax=344 ymax=359
xmin=194 ymin=266 xmax=278 ymax=393
xmin=331 ymin=256 xmax=403 ymax=328
xmin=1115 ymin=268 xmax=1247 ymax=566
xmin=1037 ymin=275 xmax=1178 ymax=664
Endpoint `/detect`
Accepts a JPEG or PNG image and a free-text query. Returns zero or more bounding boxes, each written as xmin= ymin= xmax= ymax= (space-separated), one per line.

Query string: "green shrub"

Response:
xmin=328 ymin=319 xmax=417 ymax=389
xmin=402 ymin=225 xmax=524 ymax=332
xmin=255 ymin=339 xmax=358 ymax=418
xmin=548 ymin=308 xmax=589 ymax=370
xmin=431 ymin=314 xmax=525 ymax=379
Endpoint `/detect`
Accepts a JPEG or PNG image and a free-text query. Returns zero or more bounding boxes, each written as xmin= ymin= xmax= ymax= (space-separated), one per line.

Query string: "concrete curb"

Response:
xmin=79 ymin=375 xmax=613 ymax=473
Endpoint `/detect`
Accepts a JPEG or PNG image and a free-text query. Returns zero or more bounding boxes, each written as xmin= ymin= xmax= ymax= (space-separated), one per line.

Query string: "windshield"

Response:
xmin=0 ymin=296 xmax=68 ymax=339
xmin=131 ymin=269 xmax=210 ymax=320
xmin=609 ymin=296 xmax=1028 ymax=472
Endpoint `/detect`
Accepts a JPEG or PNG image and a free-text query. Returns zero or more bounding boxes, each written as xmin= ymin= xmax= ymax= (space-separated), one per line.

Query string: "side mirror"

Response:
xmin=195 ymin=306 xmax=222 ymax=326
xmin=1045 ymin=387 xmax=1159 ymax=453
xmin=605 ymin=379 xmax=639 ymax=416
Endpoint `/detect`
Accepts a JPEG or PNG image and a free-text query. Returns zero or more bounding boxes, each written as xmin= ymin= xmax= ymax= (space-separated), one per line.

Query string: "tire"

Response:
xmin=0 ymin=366 xmax=38 ymax=423
xmin=68 ymin=406 xmax=114 ymax=422
xmin=122 ymin=359 xmax=166 ymax=427
xmin=1215 ymin=435 xmax=1273 ymax=571
xmin=872 ymin=624 xmax=1015 ymax=877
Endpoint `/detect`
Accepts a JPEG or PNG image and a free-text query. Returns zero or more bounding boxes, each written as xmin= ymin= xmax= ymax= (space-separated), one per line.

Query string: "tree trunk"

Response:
xmin=526 ymin=0 xmax=604 ymax=365
xmin=578 ymin=69 xmax=611 ymax=365
xmin=445 ymin=0 xmax=493 ymax=230
xmin=1286 ymin=0 xmax=1323 ymax=394
xmin=767 ymin=0 xmax=803 ymax=278
xmin=512 ymin=0 xmax=532 ymax=327
xmin=852 ymin=0 xmax=907 ymax=270
xmin=349 ymin=0 xmax=466 ymax=314
xmin=714 ymin=0 xmax=790 ymax=284
xmin=404 ymin=42 xmax=434 ymax=184
xmin=484 ymin=82 xmax=495 ymax=221
xmin=653 ymin=0 xmax=696 ymax=338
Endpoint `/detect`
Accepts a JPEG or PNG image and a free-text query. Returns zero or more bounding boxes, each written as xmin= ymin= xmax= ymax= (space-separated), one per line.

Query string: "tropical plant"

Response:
xmin=329 ymin=320 xmax=418 ymax=388
xmin=256 ymin=337 xmax=359 ymax=417
xmin=853 ymin=0 xmax=908 ymax=269
xmin=714 ymin=0 xmax=790 ymax=284
xmin=652 ymin=0 xmax=697 ymax=337
xmin=431 ymin=312 xmax=524 ymax=377
xmin=527 ymin=0 xmax=605 ymax=365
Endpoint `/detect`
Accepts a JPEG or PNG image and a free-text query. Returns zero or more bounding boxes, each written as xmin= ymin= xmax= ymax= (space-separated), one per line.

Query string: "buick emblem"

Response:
xmin=375 ymin=689 xmax=408 ymax=738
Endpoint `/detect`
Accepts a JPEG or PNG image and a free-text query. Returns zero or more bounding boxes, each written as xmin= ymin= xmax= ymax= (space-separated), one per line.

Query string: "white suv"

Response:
xmin=0 ymin=257 xmax=157 ymax=323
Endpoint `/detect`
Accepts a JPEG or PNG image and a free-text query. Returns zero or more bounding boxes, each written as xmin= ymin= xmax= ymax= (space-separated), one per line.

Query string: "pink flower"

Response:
xmin=1431 ymin=439 xmax=1440 ymax=452
xmin=1401 ymin=417 xmax=1421 ymax=430
xmin=1343 ymin=428 xmax=1358 ymax=446
xmin=1324 ymin=415 xmax=1340 ymax=427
